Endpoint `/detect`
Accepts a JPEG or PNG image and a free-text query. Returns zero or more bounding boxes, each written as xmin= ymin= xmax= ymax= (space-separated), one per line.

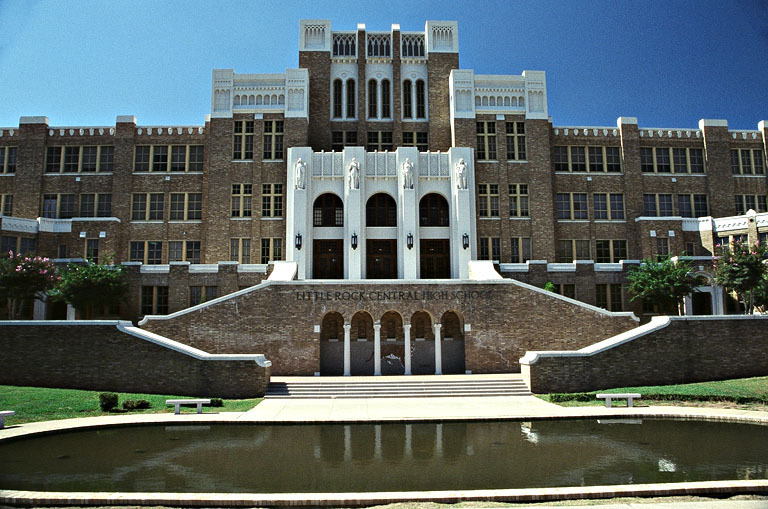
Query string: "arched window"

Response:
xmin=346 ymin=78 xmax=356 ymax=118
xmin=278 ymin=94 xmax=284 ymax=105
xmin=368 ymin=79 xmax=378 ymax=119
xmin=381 ymin=79 xmax=391 ymax=118
xmin=256 ymin=95 xmax=263 ymax=105
xmin=333 ymin=79 xmax=342 ymax=118
xmin=249 ymin=95 xmax=255 ymax=105
xmin=489 ymin=96 xmax=496 ymax=107
xmin=416 ymin=79 xmax=425 ymax=118
xmin=313 ymin=193 xmax=344 ymax=227
xmin=475 ymin=96 xmax=481 ymax=107
xmin=366 ymin=193 xmax=397 ymax=227
xmin=419 ymin=193 xmax=449 ymax=226
xmin=403 ymin=80 xmax=412 ymax=118
xmin=482 ymin=96 xmax=488 ymax=106
xmin=504 ymin=97 xmax=510 ymax=106
xmin=511 ymin=96 xmax=517 ymax=107
xmin=519 ymin=95 xmax=525 ymax=107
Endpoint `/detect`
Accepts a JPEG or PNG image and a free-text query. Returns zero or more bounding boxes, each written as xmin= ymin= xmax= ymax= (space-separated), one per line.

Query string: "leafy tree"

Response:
xmin=626 ymin=256 xmax=702 ymax=316
xmin=49 ymin=257 xmax=128 ymax=319
xmin=542 ymin=281 xmax=557 ymax=293
xmin=0 ymin=251 xmax=60 ymax=319
xmin=713 ymin=240 xmax=768 ymax=314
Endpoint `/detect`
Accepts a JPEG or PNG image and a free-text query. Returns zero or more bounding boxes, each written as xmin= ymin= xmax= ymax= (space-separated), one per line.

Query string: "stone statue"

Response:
xmin=294 ymin=158 xmax=306 ymax=189
xmin=402 ymin=158 xmax=414 ymax=189
xmin=348 ymin=158 xmax=360 ymax=190
xmin=455 ymin=158 xmax=468 ymax=189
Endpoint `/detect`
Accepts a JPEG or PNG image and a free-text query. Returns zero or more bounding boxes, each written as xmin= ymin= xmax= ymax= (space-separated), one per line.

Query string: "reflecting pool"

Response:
xmin=1 ymin=419 xmax=766 ymax=493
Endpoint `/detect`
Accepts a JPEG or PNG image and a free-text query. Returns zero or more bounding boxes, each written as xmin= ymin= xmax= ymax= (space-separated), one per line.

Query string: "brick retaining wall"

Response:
xmin=520 ymin=316 xmax=768 ymax=393
xmin=0 ymin=321 xmax=270 ymax=398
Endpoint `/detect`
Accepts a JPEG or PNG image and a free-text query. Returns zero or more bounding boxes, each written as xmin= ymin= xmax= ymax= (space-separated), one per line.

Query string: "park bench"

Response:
xmin=166 ymin=399 xmax=211 ymax=415
xmin=596 ymin=393 xmax=641 ymax=408
xmin=0 ymin=410 xmax=15 ymax=429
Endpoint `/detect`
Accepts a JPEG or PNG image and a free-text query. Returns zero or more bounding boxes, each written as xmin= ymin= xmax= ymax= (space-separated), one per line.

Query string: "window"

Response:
xmin=261 ymin=238 xmax=283 ymax=264
xmin=332 ymin=79 xmax=343 ymax=118
xmin=556 ymin=240 xmax=591 ymax=262
xmin=595 ymin=240 xmax=627 ymax=263
xmin=478 ymin=184 xmax=499 ymax=217
xmin=189 ymin=286 xmax=218 ymax=306
xmin=261 ymin=184 xmax=283 ymax=217
xmin=151 ymin=145 xmax=168 ymax=171
xmin=367 ymin=131 xmax=393 ymax=151
xmin=79 ymin=193 xmax=111 ymax=217
xmin=643 ymin=147 xmax=705 ymax=173
xmin=1 ymin=194 xmax=12 ymax=216
xmin=415 ymin=80 xmax=426 ymax=118
xmin=314 ymin=193 xmax=344 ymax=226
xmin=45 ymin=146 xmax=114 ymax=173
xmin=510 ymin=237 xmax=531 ymax=263
xmin=596 ymin=284 xmax=623 ymax=311
xmin=505 ymin=122 xmax=526 ymax=160
xmin=556 ymin=193 xmax=588 ymax=220
xmin=677 ymin=194 xmax=708 ymax=218
xmin=476 ymin=121 xmax=497 ymax=160
xmin=331 ymin=131 xmax=358 ymax=151
xmin=655 ymin=237 xmax=669 ymax=260
xmin=188 ymin=145 xmax=204 ymax=171
xmin=168 ymin=240 xmax=201 ymax=263
xmin=402 ymin=80 xmax=412 ymax=118
xmin=509 ymin=184 xmax=529 ymax=217
xmin=85 ymin=239 xmax=99 ymax=260
xmin=643 ymin=194 xmax=673 ymax=216
xmin=553 ymin=146 xmax=584 ymax=171
xmin=366 ymin=193 xmax=397 ymax=226
xmin=593 ymin=193 xmax=624 ymax=220
xmin=169 ymin=193 xmax=202 ymax=221
xmin=233 ymin=120 xmax=254 ymax=160
xmin=263 ymin=120 xmax=284 ymax=160
xmin=731 ymin=149 xmax=765 ymax=175
xmin=685 ymin=242 xmax=696 ymax=256
xmin=381 ymin=79 xmax=391 ymax=118
xmin=231 ymin=184 xmax=252 ymax=217
xmin=230 ymin=238 xmax=251 ymax=264
xmin=555 ymin=283 xmax=576 ymax=299
xmin=478 ymin=237 xmax=501 ymax=261
xmin=0 ymin=147 xmax=17 ymax=173
xmin=368 ymin=79 xmax=378 ymax=119
xmin=734 ymin=195 xmax=768 ymax=214
xmin=141 ymin=286 xmax=169 ymax=315
xmin=134 ymin=146 xmax=150 ymax=171
xmin=346 ymin=79 xmax=356 ymax=119
xmin=402 ymin=132 xmax=428 ymax=151
xmin=42 ymin=194 xmax=75 ymax=219
xmin=131 ymin=193 xmax=164 ymax=221
xmin=555 ymin=146 xmax=620 ymax=172
xmin=419 ymin=193 xmax=449 ymax=227
xmin=129 ymin=241 xmax=163 ymax=264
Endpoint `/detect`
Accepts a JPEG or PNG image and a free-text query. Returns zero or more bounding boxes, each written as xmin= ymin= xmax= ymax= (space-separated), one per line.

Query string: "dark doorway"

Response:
xmin=367 ymin=239 xmax=397 ymax=279
xmin=420 ymin=239 xmax=450 ymax=278
xmin=313 ymin=240 xmax=343 ymax=279
xmin=692 ymin=292 xmax=712 ymax=315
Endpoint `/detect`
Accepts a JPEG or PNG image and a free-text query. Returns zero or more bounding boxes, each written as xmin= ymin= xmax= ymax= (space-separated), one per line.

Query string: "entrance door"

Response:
xmin=692 ymin=292 xmax=712 ymax=315
xmin=420 ymin=239 xmax=450 ymax=278
xmin=313 ymin=240 xmax=343 ymax=279
xmin=366 ymin=239 xmax=397 ymax=279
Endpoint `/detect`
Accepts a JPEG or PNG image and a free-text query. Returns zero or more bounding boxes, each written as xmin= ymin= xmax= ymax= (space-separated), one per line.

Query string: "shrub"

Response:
xmin=122 ymin=399 xmax=151 ymax=410
xmin=99 ymin=392 xmax=118 ymax=411
xmin=548 ymin=392 xmax=593 ymax=402
xmin=209 ymin=398 xmax=224 ymax=407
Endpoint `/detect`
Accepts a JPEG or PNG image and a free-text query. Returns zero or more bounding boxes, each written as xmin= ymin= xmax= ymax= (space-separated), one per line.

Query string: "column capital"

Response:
xmin=343 ymin=323 xmax=351 ymax=331
xmin=373 ymin=323 xmax=382 ymax=330
xmin=403 ymin=323 xmax=411 ymax=330
xmin=434 ymin=323 xmax=442 ymax=330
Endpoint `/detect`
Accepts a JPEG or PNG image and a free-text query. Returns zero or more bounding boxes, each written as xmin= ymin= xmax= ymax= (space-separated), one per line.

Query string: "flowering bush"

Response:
xmin=713 ymin=240 xmax=768 ymax=314
xmin=0 ymin=251 xmax=60 ymax=319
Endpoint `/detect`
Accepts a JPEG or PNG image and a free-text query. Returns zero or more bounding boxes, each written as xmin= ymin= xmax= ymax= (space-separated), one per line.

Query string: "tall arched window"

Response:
xmin=313 ymin=194 xmax=344 ymax=227
xmin=419 ymin=193 xmax=449 ymax=226
xmin=402 ymin=80 xmax=412 ymax=118
xmin=416 ymin=79 xmax=426 ymax=118
xmin=346 ymin=78 xmax=356 ymax=118
xmin=381 ymin=79 xmax=391 ymax=118
xmin=366 ymin=193 xmax=397 ymax=227
xmin=368 ymin=79 xmax=378 ymax=119
xmin=332 ymin=79 xmax=342 ymax=118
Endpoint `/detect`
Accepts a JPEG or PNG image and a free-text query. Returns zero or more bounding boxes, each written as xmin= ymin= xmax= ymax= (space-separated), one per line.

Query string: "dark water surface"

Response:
xmin=1 ymin=419 xmax=766 ymax=493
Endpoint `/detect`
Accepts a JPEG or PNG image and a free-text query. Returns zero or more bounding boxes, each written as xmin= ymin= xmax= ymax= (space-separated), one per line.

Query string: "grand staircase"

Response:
xmin=265 ymin=375 xmax=531 ymax=399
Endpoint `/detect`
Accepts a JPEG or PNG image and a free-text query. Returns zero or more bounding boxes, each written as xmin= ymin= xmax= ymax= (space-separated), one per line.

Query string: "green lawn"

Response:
xmin=0 ymin=385 xmax=262 ymax=424
xmin=540 ymin=376 xmax=768 ymax=406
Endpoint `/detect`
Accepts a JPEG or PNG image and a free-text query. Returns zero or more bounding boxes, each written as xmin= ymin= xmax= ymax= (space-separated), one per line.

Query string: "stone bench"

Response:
xmin=166 ymin=399 xmax=211 ymax=415
xmin=0 ymin=410 xmax=15 ymax=429
xmin=596 ymin=393 xmax=641 ymax=408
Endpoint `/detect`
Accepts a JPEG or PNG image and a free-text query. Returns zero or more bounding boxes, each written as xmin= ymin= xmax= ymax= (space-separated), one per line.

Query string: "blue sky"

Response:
xmin=1 ymin=0 xmax=766 ymax=129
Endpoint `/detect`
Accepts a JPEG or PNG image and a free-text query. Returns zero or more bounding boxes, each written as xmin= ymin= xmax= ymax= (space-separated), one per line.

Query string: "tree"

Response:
xmin=0 ymin=251 xmax=60 ymax=319
xmin=626 ymin=256 xmax=702 ymax=316
xmin=49 ymin=257 xmax=128 ymax=319
xmin=713 ymin=240 xmax=768 ymax=314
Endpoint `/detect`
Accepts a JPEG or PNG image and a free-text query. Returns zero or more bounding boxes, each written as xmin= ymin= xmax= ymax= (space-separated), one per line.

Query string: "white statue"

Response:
xmin=294 ymin=158 xmax=306 ymax=189
xmin=348 ymin=158 xmax=360 ymax=190
xmin=455 ymin=158 xmax=468 ymax=189
xmin=402 ymin=158 xmax=414 ymax=189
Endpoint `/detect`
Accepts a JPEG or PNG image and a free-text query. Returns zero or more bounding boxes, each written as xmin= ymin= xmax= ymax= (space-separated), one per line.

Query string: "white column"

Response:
xmin=403 ymin=323 xmax=412 ymax=375
xmin=434 ymin=323 xmax=442 ymax=375
xmin=373 ymin=322 xmax=382 ymax=376
xmin=66 ymin=304 xmax=76 ymax=320
xmin=343 ymin=323 xmax=351 ymax=376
